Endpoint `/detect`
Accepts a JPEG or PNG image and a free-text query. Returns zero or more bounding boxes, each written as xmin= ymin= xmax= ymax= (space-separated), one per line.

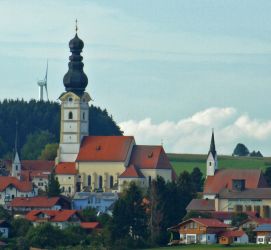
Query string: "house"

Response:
xmin=254 ymin=224 xmax=271 ymax=244
xmin=186 ymin=199 xmax=215 ymax=213
xmin=25 ymin=209 xmax=81 ymax=229
xmin=54 ymin=31 xmax=176 ymax=195
xmin=0 ymin=176 xmax=37 ymax=205
xmin=72 ymin=192 xmax=118 ymax=213
xmin=219 ymin=230 xmax=248 ymax=244
xmin=239 ymin=217 xmax=271 ymax=230
xmin=10 ymin=196 xmax=71 ymax=214
xmin=168 ymin=218 xmax=228 ymax=244
xmin=0 ymin=220 xmax=9 ymax=238
xmin=80 ymin=222 xmax=101 ymax=233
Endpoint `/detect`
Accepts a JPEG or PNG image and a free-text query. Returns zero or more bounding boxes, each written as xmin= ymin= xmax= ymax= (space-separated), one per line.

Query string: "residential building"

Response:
xmin=0 ymin=220 xmax=9 ymax=238
xmin=254 ymin=224 xmax=271 ymax=244
xmin=219 ymin=230 xmax=248 ymax=244
xmin=10 ymin=196 xmax=71 ymax=214
xmin=72 ymin=192 xmax=118 ymax=213
xmin=168 ymin=218 xmax=228 ymax=244
xmin=25 ymin=210 xmax=81 ymax=229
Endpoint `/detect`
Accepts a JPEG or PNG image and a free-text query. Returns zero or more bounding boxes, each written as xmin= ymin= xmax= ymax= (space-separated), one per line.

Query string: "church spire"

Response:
xmin=209 ymin=128 xmax=216 ymax=158
xmin=63 ymin=20 xmax=88 ymax=95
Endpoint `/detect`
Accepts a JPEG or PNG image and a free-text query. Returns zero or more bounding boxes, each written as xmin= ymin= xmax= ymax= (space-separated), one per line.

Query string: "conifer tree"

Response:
xmin=47 ymin=171 xmax=61 ymax=197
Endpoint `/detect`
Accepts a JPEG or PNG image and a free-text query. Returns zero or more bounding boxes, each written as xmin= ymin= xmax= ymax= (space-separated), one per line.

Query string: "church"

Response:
xmin=54 ymin=31 xmax=175 ymax=195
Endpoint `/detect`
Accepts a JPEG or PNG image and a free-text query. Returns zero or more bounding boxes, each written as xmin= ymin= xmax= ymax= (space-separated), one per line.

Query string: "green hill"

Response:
xmin=168 ymin=153 xmax=271 ymax=175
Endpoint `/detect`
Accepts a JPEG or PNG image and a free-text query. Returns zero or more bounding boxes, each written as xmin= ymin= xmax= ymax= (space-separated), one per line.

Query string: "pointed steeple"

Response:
xmin=12 ymin=121 xmax=21 ymax=178
xmin=209 ymin=129 xmax=216 ymax=158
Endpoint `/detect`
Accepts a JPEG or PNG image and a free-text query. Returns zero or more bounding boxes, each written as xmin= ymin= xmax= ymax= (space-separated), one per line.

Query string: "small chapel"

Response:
xmin=54 ymin=30 xmax=175 ymax=195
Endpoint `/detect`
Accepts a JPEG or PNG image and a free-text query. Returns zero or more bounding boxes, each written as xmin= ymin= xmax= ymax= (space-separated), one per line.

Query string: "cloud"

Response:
xmin=119 ymin=107 xmax=271 ymax=155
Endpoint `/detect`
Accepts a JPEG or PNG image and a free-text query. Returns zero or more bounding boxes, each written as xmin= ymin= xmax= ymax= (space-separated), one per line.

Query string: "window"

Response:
xmin=68 ymin=111 xmax=73 ymax=119
xmin=207 ymin=235 xmax=210 ymax=240
xmin=148 ymin=176 xmax=152 ymax=186
xmin=68 ymin=97 xmax=73 ymax=102
xmin=88 ymin=175 xmax=91 ymax=186
xmin=68 ymin=187 xmax=71 ymax=193
xmin=68 ymin=177 xmax=71 ymax=180
xmin=209 ymin=162 xmax=212 ymax=166
xmin=110 ymin=176 xmax=114 ymax=188
xmin=15 ymin=165 xmax=18 ymax=171
xmin=83 ymin=112 xmax=85 ymax=120
xmin=99 ymin=176 xmax=103 ymax=189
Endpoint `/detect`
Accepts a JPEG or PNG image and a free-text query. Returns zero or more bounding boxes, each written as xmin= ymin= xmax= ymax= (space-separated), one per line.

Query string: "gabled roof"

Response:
xmin=76 ymin=136 xmax=135 ymax=162
xmin=10 ymin=196 xmax=60 ymax=208
xmin=55 ymin=162 xmax=77 ymax=175
xmin=119 ymin=164 xmax=145 ymax=178
xmin=0 ymin=176 xmax=33 ymax=192
xmin=186 ymin=199 xmax=215 ymax=212
xmin=204 ymin=169 xmax=268 ymax=194
xmin=129 ymin=145 xmax=172 ymax=169
xmin=254 ymin=224 xmax=271 ymax=232
xmin=80 ymin=222 xmax=101 ymax=229
xmin=220 ymin=230 xmax=246 ymax=237
xmin=26 ymin=210 xmax=79 ymax=222
xmin=21 ymin=160 xmax=54 ymax=171
xmin=219 ymin=187 xmax=271 ymax=199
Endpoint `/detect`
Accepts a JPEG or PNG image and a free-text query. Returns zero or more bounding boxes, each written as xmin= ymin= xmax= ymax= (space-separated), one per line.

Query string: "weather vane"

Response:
xmin=75 ymin=19 xmax=78 ymax=33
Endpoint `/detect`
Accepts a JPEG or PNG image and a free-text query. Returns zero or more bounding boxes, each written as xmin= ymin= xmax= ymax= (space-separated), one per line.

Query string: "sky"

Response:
xmin=1 ymin=0 xmax=271 ymax=155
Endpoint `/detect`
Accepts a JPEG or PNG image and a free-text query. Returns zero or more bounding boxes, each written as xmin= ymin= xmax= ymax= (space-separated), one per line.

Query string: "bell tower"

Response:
xmin=206 ymin=129 xmax=218 ymax=176
xmin=57 ymin=25 xmax=91 ymax=163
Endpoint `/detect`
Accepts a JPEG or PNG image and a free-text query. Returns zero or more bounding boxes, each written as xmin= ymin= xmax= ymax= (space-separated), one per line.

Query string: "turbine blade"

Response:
xmin=45 ymin=83 xmax=49 ymax=101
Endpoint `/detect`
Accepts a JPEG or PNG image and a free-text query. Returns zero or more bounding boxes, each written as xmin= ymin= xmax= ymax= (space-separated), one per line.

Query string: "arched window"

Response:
xmin=110 ymin=176 xmax=114 ymax=188
xmin=68 ymin=111 xmax=73 ymax=119
xmin=83 ymin=112 xmax=85 ymax=120
xmin=88 ymin=175 xmax=91 ymax=186
xmin=15 ymin=165 xmax=18 ymax=171
xmin=99 ymin=176 xmax=103 ymax=189
xmin=68 ymin=186 xmax=71 ymax=193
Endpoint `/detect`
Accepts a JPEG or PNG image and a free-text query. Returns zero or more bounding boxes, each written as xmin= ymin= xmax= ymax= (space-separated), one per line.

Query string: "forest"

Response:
xmin=0 ymin=99 xmax=122 ymax=159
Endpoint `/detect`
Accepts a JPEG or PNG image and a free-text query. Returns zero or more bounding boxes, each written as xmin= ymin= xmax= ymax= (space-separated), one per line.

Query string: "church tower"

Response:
xmin=206 ymin=130 xmax=218 ymax=176
xmin=12 ymin=122 xmax=21 ymax=178
xmin=57 ymin=27 xmax=91 ymax=163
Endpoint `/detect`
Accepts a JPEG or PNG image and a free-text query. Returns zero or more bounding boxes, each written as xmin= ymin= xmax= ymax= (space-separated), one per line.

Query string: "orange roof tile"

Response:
xmin=10 ymin=196 xmax=60 ymax=208
xmin=129 ymin=145 xmax=172 ymax=169
xmin=119 ymin=164 xmax=145 ymax=178
xmin=76 ymin=136 xmax=135 ymax=162
xmin=204 ymin=169 xmax=268 ymax=194
xmin=55 ymin=162 xmax=77 ymax=175
xmin=0 ymin=176 xmax=33 ymax=192
xmin=191 ymin=218 xmax=229 ymax=228
xmin=26 ymin=210 xmax=79 ymax=222
xmin=220 ymin=230 xmax=246 ymax=237
xmin=80 ymin=222 xmax=101 ymax=229
xmin=22 ymin=160 xmax=54 ymax=171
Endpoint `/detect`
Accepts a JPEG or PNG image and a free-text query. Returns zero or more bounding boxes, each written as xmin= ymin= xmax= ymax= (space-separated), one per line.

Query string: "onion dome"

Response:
xmin=63 ymin=33 xmax=88 ymax=94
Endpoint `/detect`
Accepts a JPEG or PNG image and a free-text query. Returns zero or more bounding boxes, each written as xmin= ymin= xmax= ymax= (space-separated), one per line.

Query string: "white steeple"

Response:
xmin=12 ymin=121 xmax=21 ymax=178
xmin=206 ymin=129 xmax=218 ymax=176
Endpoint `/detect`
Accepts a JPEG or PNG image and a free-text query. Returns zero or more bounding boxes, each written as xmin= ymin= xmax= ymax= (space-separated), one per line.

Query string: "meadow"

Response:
xmin=168 ymin=154 xmax=271 ymax=175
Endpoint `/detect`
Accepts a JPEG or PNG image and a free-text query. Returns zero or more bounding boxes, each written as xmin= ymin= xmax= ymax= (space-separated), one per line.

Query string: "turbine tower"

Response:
xmin=37 ymin=61 xmax=49 ymax=101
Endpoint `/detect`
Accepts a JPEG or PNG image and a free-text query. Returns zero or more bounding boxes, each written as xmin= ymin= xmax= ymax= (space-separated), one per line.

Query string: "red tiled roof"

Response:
xmin=186 ymin=199 xmax=215 ymax=212
xmin=10 ymin=196 xmax=59 ymax=208
xmin=0 ymin=176 xmax=33 ymax=192
xmin=211 ymin=211 xmax=233 ymax=220
xmin=26 ymin=210 xmax=79 ymax=222
xmin=220 ymin=230 xmax=246 ymax=237
xmin=55 ymin=162 xmax=77 ymax=175
xmin=204 ymin=169 xmax=268 ymax=194
xmin=80 ymin=222 xmax=101 ymax=229
xmin=76 ymin=136 xmax=135 ymax=162
xmin=129 ymin=145 xmax=172 ymax=169
xmin=191 ymin=218 xmax=229 ymax=228
xmin=21 ymin=160 xmax=54 ymax=171
xmin=21 ymin=170 xmax=50 ymax=182
xmin=119 ymin=164 xmax=145 ymax=178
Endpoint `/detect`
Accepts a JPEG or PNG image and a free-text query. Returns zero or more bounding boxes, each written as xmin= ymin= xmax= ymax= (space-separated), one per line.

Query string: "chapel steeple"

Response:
xmin=206 ymin=129 xmax=218 ymax=176
xmin=12 ymin=121 xmax=21 ymax=179
xmin=63 ymin=20 xmax=88 ymax=95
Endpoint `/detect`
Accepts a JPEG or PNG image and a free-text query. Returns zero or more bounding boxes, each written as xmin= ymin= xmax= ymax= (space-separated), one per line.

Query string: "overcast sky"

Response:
xmin=1 ymin=0 xmax=271 ymax=155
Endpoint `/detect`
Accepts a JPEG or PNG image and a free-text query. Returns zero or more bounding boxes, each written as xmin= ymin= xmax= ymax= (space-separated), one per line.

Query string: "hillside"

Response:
xmin=168 ymin=153 xmax=271 ymax=175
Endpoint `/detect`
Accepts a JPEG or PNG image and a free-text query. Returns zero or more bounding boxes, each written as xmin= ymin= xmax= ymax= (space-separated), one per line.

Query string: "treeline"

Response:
xmin=0 ymin=99 xmax=122 ymax=159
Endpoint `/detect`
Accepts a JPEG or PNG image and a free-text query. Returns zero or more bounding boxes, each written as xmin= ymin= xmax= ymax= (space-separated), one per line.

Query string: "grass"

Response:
xmin=148 ymin=244 xmax=271 ymax=250
xmin=168 ymin=153 xmax=271 ymax=175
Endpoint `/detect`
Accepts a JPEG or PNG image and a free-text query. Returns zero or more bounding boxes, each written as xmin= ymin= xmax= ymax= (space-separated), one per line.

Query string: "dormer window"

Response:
xmin=68 ymin=112 xmax=73 ymax=120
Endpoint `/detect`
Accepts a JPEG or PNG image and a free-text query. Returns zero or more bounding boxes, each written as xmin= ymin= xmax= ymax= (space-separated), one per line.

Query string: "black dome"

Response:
xmin=63 ymin=33 xmax=88 ymax=94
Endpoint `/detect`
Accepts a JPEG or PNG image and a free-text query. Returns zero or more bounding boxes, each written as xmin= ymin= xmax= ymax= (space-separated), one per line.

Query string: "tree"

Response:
xmin=182 ymin=211 xmax=212 ymax=221
xmin=21 ymin=130 xmax=56 ymax=160
xmin=80 ymin=207 xmax=97 ymax=222
xmin=264 ymin=167 xmax=271 ymax=186
xmin=232 ymin=143 xmax=250 ymax=156
xmin=0 ymin=205 xmax=11 ymax=221
xmin=190 ymin=167 xmax=204 ymax=192
xmin=250 ymin=150 xmax=263 ymax=157
xmin=39 ymin=143 xmax=58 ymax=160
xmin=11 ymin=218 xmax=32 ymax=237
xmin=47 ymin=171 xmax=61 ymax=197
xmin=231 ymin=212 xmax=248 ymax=227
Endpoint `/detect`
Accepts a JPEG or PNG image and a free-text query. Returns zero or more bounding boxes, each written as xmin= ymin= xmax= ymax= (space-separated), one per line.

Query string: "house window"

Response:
xmin=83 ymin=112 xmax=85 ymax=120
xmin=207 ymin=235 xmax=210 ymax=240
xmin=68 ymin=187 xmax=71 ymax=193
xmin=68 ymin=111 xmax=73 ymax=120
xmin=148 ymin=176 xmax=152 ymax=186
xmin=110 ymin=176 xmax=114 ymax=188
xmin=68 ymin=97 xmax=73 ymax=102
xmin=99 ymin=176 xmax=103 ymax=189
xmin=88 ymin=175 xmax=91 ymax=186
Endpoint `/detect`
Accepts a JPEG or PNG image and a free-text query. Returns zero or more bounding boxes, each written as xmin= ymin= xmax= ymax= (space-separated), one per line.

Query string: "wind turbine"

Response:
xmin=37 ymin=61 xmax=49 ymax=101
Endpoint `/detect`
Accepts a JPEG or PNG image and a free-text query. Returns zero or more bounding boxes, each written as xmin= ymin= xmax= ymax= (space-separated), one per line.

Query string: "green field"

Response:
xmin=148 ymin=244 xmax=271 ymax=250
xmin=168 ymin=154 xmax=271 ymax=175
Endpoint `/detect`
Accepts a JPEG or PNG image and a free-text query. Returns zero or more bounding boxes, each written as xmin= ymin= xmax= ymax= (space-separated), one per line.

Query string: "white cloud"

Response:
xmin=119 ymin=107 xmax=271 ymax=155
